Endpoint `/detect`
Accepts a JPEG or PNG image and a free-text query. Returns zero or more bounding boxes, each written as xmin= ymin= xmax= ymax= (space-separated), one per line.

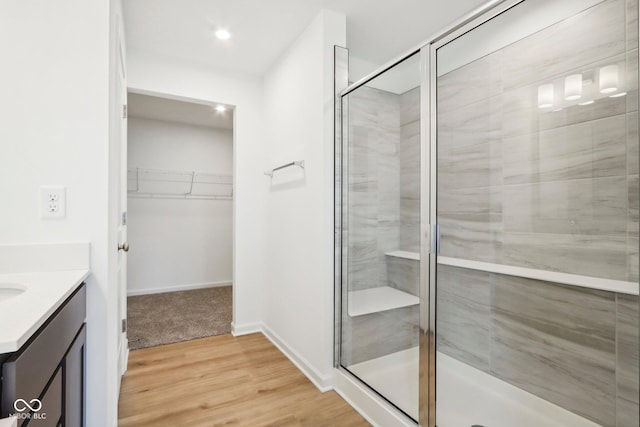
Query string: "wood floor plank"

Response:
xmin=118 ymin=333 xmax=371 ymax=427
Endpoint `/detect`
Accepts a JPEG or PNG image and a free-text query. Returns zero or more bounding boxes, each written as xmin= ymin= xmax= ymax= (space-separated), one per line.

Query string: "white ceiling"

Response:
xmin=128 ymin=92 xmax=234 ymax=130
xmin=123 ymin=0 xmax=487 ymax=77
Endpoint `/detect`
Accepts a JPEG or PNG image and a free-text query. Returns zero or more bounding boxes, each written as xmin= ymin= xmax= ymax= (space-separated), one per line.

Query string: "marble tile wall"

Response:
xmin=501 ymin=0 xmax=626 ymax=91
xmin=436 ymin=266 xmax=492 ymax=371
xmin=492 ymin=275 xmax=617 ymax=425
xmin=437 ymin=0 xmax=639 ymax=424
xmin=346 ymin=84 xmax=421 ymax=290
xmin=341 ymin=305 xmax=420 ymax=365
xmin=437 ymin=0 xmax=639 ymax=283
xmin=342 ymin=83 xmax=420 ymax=366
xmin=437 ymin=265 xmax=638 ymax=426
xmin=347 ymin=86 xmax=401 ymax=291
xmin=617 ymin=293 xmax=640 ymax=426
xmin=386 ymin=256 xmax=419 ymax=295
xmin=400 ymin=87 xmax=421 ymax=252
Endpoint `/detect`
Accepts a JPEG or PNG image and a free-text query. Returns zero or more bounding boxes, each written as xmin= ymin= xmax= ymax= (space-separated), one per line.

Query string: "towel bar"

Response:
xmin=264 ymin=160 xmax=305 ymax=177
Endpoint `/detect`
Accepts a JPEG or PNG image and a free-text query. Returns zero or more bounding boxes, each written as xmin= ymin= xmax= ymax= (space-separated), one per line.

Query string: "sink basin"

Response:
xmin=0 ymin=283 xmax=27 ymax=302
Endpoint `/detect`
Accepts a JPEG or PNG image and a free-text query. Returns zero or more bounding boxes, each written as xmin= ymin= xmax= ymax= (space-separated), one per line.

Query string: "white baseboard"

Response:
xmin=127 ymin=280 xmax=232 ymax=296
xmin=231 ymin=322 xmax=262 ymax=336
xmin=120 ymin=316 xmax=409 ymax=425
xmin=123 ymin=348 xmax=129 ymax=375
xmin=333 ymin=368 xmax=415 ymax=427
xmin=261 ymin=323 xmax=334 ymax=392
xmin=230 ymin=322 xmax=333 ymax=392
xmin=118 ymin=336 xmax=129 ymax=382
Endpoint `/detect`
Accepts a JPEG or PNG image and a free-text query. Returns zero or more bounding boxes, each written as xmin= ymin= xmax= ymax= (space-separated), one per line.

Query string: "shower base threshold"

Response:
xmin=347 ymin=348 xmax=599 ymax=427
xmin=348 ymin=347 xmax=419 ymax=420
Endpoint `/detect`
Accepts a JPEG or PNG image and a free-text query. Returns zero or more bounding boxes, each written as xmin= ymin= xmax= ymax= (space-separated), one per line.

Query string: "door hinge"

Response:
xmin=122 ymin=318 xmax=127 ymax=333
xmin=122 ymin=104 xmax=128 ymax=119
xmin=430 ymin=224 xmax=441 ymax=254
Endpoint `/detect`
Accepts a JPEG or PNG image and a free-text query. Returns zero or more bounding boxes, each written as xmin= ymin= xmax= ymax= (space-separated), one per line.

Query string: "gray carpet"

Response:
xmin=127 ymin=286 xmax=232 ymax=350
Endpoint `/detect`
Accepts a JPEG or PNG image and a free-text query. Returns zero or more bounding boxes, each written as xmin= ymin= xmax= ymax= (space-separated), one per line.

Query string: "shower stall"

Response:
xmin=335 ymin=0 xmax=640 ymax=426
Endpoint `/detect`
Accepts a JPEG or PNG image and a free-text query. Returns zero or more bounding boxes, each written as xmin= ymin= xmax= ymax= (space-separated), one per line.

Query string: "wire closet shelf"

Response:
xmin=128 ymin=167 xmax=233 ymax=200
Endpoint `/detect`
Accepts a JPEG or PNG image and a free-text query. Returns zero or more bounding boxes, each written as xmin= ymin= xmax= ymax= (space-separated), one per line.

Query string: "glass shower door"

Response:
xmin=434 ymin=0 xmax=639 ymax=426
xmin=338 ymin=53 xmax=422 ymax=421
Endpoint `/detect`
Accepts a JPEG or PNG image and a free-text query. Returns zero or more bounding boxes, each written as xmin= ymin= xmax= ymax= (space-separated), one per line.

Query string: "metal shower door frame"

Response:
xmin=332 ymin=1 xmax=557 ymax=425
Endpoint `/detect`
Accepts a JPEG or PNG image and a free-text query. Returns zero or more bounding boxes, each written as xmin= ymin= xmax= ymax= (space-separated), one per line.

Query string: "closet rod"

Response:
xmin=128 ymin=192 xmax=232 ymax=200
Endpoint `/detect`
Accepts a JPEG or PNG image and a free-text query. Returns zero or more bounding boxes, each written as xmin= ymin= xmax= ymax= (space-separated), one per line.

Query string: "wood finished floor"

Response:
xmin=118 ymin=333 xmax=370 ymax=427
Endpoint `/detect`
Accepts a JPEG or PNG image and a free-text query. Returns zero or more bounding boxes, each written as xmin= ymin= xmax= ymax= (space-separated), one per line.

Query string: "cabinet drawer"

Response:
xmin=24 ymin=368 xmax=62 ymax=427
xmin=1 ymin=285 xmax=85 ymax=417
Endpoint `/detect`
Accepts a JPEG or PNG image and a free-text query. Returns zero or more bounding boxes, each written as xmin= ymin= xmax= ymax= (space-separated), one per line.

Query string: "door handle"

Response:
xmin=118 ymin=242 xmax=129 ymax=252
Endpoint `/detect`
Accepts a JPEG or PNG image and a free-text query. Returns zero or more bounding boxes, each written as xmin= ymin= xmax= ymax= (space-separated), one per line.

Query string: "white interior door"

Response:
xmin=116 ymin=22 xmax=129 ymax=378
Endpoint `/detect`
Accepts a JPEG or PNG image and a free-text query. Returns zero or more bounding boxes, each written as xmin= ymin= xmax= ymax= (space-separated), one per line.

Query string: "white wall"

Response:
xmin=350 ymin=54 xmax=421 ymax=94
xmin=437 ymin=0 xmax=602 ymax=75
xmin=127 ymin=117 xmax=233 ymax=295
xmin=0 ymin=1 xmax=118 ymax=426
xmin=262 ymin=9 xmax=346 ymax=388
xmin=127 ymin=51 xmax=266 ymax=331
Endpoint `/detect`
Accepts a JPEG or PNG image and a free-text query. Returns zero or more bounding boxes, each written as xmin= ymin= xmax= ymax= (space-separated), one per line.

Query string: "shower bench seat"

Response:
xmin=347 ymin=250 xmax=421 ymax=317
xmin=348 ymin=287 xmax=419 ymax=317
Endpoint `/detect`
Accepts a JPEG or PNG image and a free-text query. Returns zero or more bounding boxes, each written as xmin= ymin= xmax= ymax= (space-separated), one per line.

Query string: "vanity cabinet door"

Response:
xmin=0 ymin=284 xmax=86 ymax=427
xmin=63 ymin=326 xmax=85 ymax=427
xmin=1 ymin=285 xmax=86 ymax=421
xmin=24 ymin=368 xmax=62 ymax=427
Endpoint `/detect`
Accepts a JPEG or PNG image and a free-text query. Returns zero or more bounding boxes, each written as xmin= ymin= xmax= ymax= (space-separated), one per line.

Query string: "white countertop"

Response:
xmin=0 ymin=269 xmax=89 ymax=353
xmin=0 ymin=416 xmax=17 ymax=427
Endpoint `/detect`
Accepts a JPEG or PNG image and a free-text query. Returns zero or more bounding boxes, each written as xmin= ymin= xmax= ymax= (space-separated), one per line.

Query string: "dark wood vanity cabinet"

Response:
xmin=0 ymin=284 xmax=86 ymax=427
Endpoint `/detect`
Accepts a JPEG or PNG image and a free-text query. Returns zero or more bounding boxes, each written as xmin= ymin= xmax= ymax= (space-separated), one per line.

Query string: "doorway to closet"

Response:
xmin=125 ymin=92 xmax=234 ymax=350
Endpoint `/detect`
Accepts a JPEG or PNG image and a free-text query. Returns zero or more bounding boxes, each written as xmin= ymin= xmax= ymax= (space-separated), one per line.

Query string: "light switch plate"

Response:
xmin=40 ymin=186 xmax=66 ymax=219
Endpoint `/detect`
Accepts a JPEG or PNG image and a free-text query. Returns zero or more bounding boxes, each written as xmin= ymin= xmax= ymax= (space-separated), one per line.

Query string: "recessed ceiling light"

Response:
xmin=578 ymin=100 xmax=594 ymax=106
xmin=215 ymin=29 xmax=231 ymax=40
xmin=215 ymin=105 xmax=227 ymax=112
xmin=610 ymin=92 xmax=627 ymax=98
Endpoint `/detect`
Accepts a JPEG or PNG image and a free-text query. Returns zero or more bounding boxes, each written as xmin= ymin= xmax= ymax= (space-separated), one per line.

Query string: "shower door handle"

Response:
xmin=429 ymin=224 xmax=440 ymax=254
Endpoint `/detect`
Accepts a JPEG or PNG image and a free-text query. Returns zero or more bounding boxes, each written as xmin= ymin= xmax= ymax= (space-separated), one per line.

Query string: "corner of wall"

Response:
xmin=320 ymin=8 xmax=346 ymax=378
xmin=231 ymin=322 xmax=335 ymax=392
xmin=260 ymin=5 xmax=346 ymax=396
xmin=261 ymin=324 xmax=335 ymax=392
